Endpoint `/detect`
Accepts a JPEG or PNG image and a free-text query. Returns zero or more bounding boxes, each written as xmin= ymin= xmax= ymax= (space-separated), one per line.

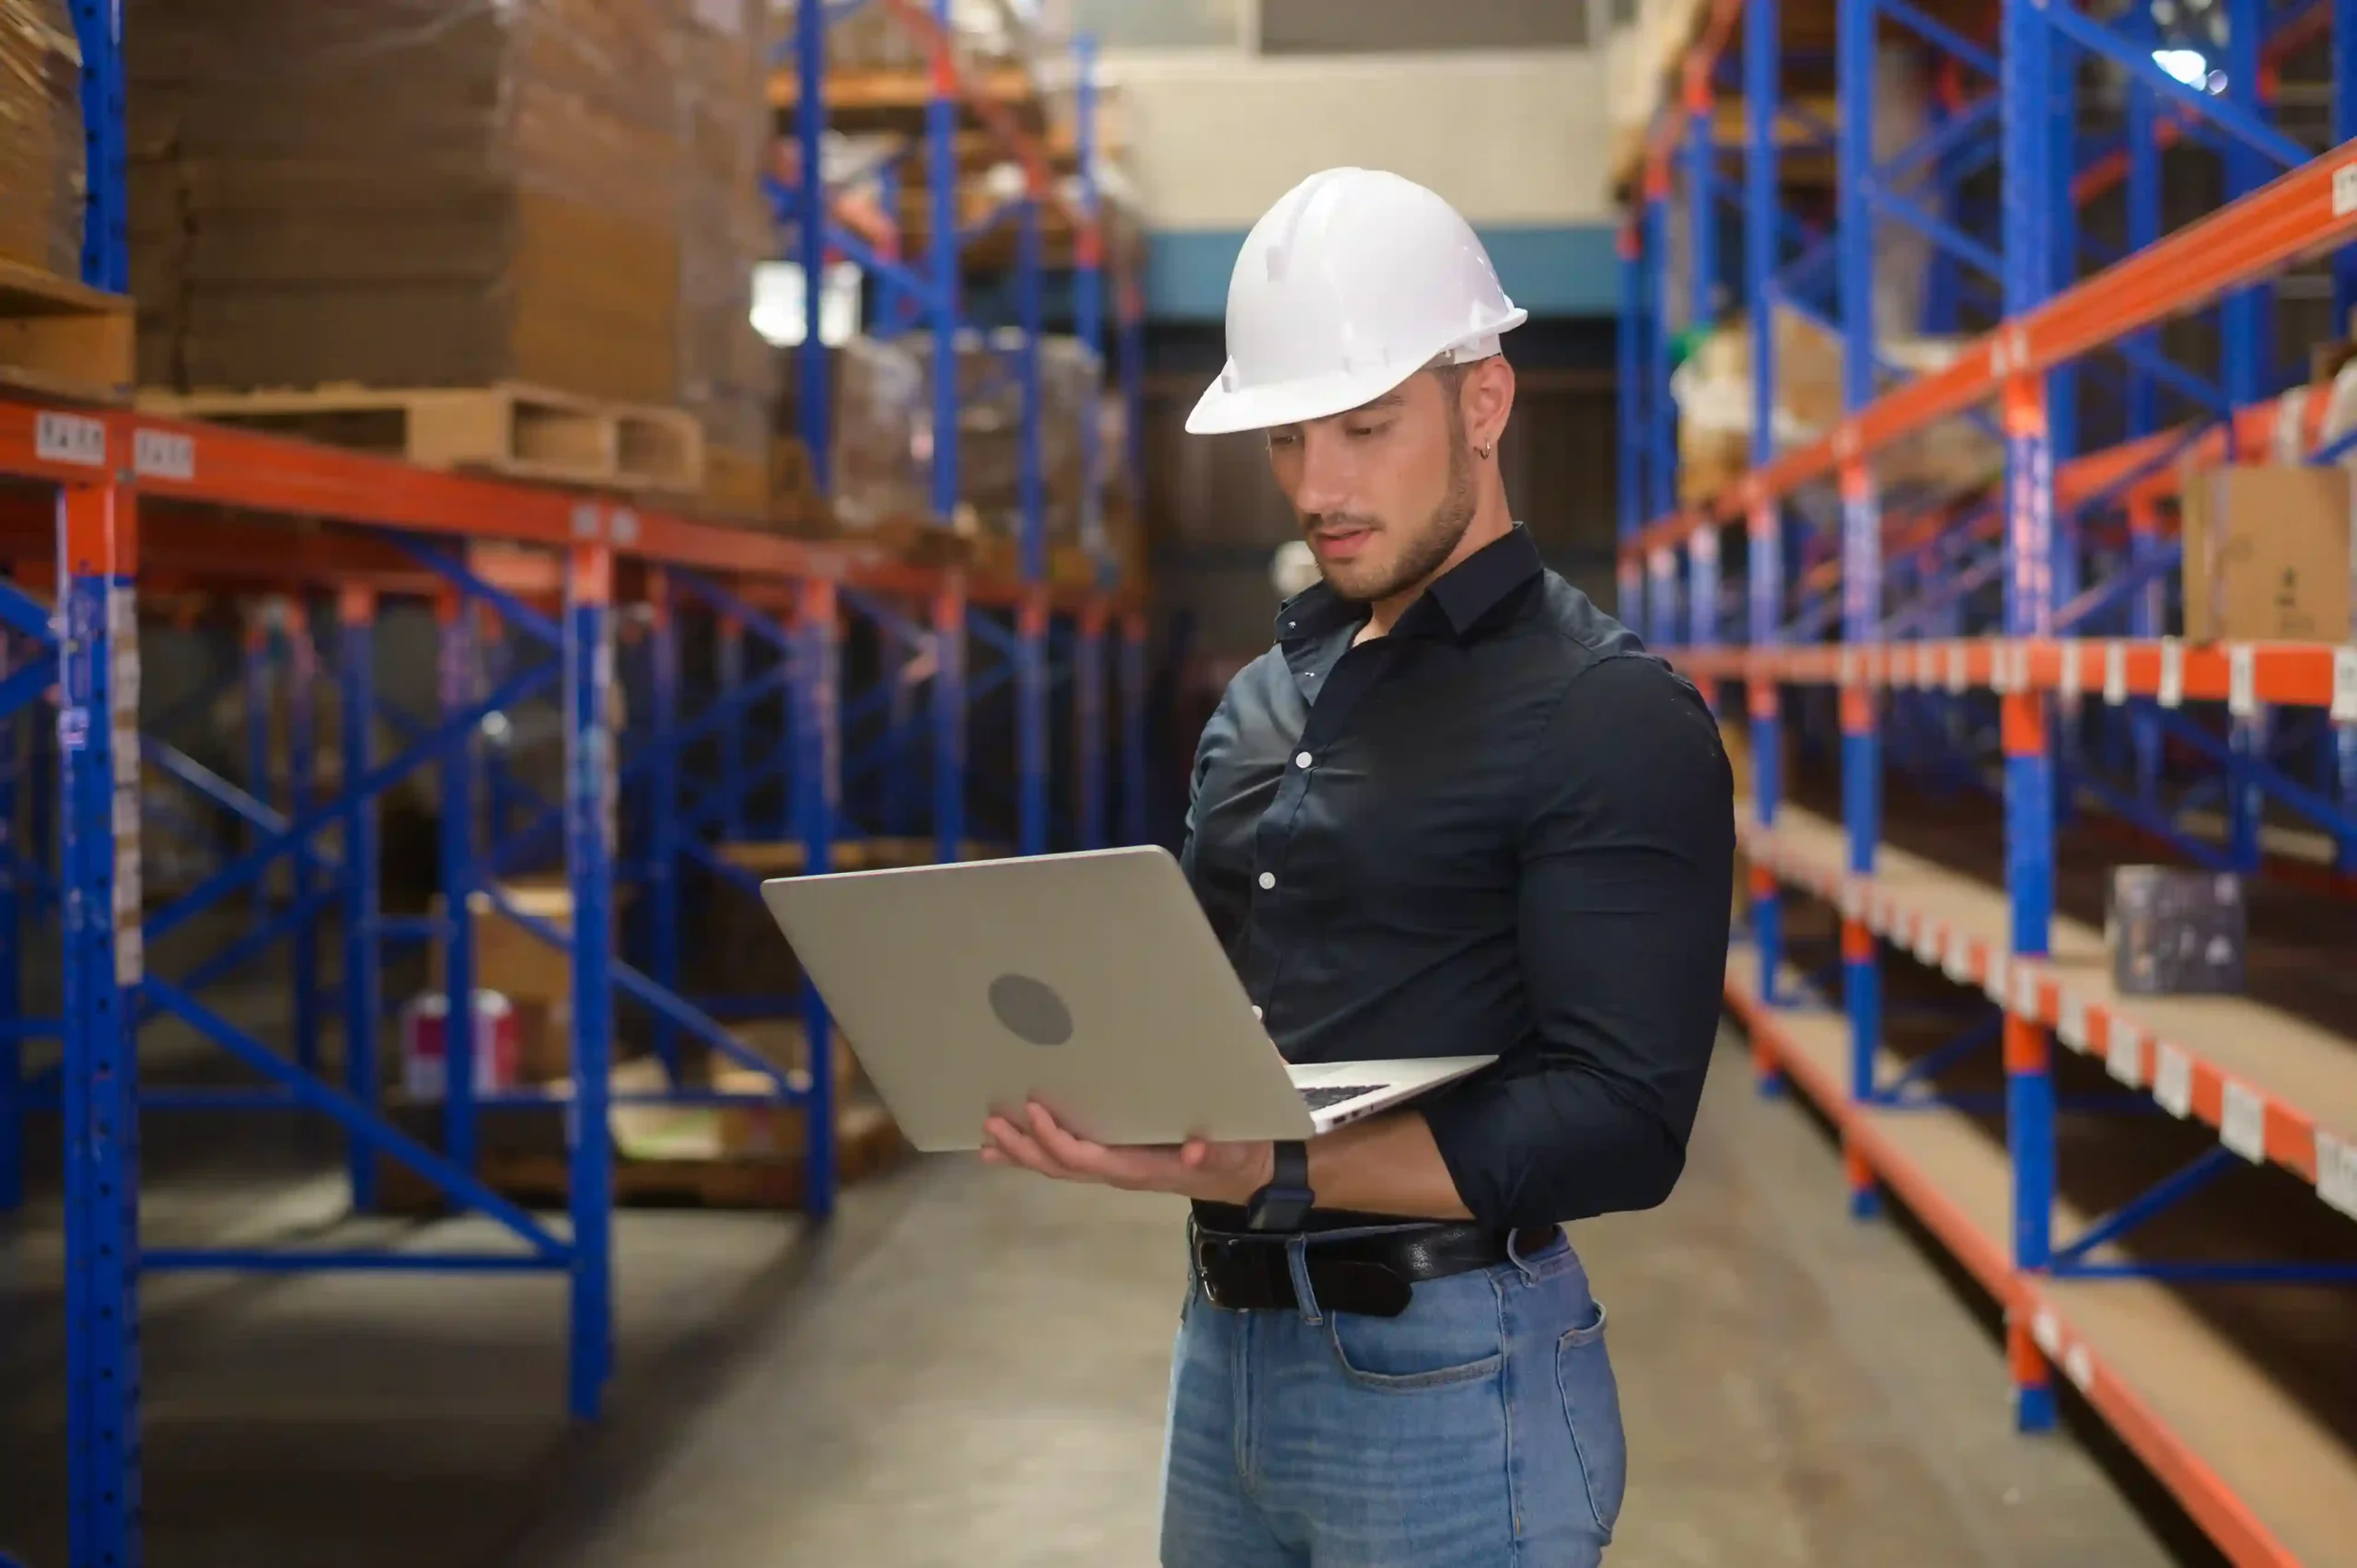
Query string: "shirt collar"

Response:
xmin=1275 ymin=523 xmax=1544 ymax=646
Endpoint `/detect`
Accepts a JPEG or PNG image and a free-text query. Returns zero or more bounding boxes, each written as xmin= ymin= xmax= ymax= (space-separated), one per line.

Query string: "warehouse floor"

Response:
xmin=0 ymin=1028 xmax=2208 ymax=1568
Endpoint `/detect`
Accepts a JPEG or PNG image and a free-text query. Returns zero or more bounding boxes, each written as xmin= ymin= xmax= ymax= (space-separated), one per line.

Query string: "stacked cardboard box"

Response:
xmin=126 ymin=0 xmax=770 ymax=421
xmin=0 ymin=0 xmax=83 ymax=278
xmin=679 ymin=0 xmax=779 ymax=508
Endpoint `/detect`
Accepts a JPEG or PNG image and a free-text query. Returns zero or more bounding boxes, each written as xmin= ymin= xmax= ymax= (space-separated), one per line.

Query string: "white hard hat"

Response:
xmin=1186 ymin=168 xmax=1527 ymax=436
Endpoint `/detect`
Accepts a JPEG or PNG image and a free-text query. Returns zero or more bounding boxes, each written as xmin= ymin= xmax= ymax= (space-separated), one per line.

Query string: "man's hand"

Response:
xmin=980 ymin=1101 xmax=1275 ymax=1205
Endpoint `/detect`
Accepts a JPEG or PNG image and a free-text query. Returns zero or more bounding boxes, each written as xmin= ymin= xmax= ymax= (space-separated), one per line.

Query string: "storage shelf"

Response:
xmin=1730 ymin=964 xmax=2357 ymax=1568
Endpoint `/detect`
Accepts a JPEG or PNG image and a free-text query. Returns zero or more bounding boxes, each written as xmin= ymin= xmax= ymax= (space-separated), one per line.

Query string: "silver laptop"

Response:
xmin=759 ymin=844 xmax=1496 ymax=1152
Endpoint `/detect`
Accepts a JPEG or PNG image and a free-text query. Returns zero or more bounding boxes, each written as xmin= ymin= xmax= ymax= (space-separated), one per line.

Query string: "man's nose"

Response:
xmin=1290 ymin=430 xmax=1355 ymax=517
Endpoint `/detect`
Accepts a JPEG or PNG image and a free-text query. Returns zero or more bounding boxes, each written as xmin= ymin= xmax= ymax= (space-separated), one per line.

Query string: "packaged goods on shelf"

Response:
xmin=814 ymin=0 xmax=1036 ymax=73
xmin=1670 ymin=305 xmax=2003 ymax=505
xmin=126 ymin=0 xmax=771 ymax=422
xmin=2105 ymin=867 xmax=2247 ymax=997
xmin=2177 ymin=462 xmax=2352 ymax=643
xmin=830 ymin=333 xmax=935 ymax=533
xmin=0 ymin=0 xmax=84 ymax=278
xmin=679 ymin=0 xmax=779 ymax=500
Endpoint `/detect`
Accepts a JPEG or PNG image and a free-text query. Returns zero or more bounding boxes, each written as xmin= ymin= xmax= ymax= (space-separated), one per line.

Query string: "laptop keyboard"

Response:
xmin=1300 ymin=1083 xmax=1384 ymax=1112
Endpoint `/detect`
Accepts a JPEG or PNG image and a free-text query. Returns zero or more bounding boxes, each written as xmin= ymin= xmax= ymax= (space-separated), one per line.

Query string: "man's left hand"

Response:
xmin=981 ymin=1101 xmax=1275 ymax=1205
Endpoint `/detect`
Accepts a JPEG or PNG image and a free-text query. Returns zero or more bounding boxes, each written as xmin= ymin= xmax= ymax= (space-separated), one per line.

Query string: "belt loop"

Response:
xmin=1507 ymin=1224 xmax=1563 ymax=1283
xmin=1283 ymin=1236 xmax=1324 ymax=1327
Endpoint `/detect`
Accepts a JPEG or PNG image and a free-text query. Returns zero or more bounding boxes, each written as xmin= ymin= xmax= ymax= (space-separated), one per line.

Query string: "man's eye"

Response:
xmin=1347 ymin=423 xmax=1384 ymax=439
xmin=1269 ymin=432 xmax=1300 ymax=449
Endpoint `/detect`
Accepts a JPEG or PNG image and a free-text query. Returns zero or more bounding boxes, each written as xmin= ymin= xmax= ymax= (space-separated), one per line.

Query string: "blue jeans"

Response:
xmin=1158 ymin=1224 xmax=1626 ymax=1566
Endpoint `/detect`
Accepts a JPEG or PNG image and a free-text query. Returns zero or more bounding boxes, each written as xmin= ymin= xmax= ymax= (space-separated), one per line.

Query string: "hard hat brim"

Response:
xmin=1183 ymin=359 xmax=1426 ymax=436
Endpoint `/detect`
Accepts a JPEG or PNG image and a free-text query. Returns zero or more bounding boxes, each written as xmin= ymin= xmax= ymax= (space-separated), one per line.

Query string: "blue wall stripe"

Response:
xmin=1144 ymin=224 xmax=1620 ymax=322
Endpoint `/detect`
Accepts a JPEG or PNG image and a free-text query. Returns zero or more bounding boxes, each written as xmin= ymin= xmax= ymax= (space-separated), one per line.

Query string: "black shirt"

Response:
xmin=1181 ymin=525 xmax=1735 ymax=1234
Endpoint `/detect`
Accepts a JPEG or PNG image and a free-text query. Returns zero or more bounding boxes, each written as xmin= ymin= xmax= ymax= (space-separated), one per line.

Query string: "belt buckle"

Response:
xmin=1194 ymin=1237 xmax=1228 ymax=1308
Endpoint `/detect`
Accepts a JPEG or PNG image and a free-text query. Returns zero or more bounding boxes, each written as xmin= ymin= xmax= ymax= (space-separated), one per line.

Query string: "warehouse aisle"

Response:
xmin=0 ymin=1030 xmax=2195 ymax=1568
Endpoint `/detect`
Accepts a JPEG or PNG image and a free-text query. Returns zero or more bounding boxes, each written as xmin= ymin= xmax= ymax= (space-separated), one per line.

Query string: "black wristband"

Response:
xmin=1246 ymin=1139 xmax=1314 ymax=1231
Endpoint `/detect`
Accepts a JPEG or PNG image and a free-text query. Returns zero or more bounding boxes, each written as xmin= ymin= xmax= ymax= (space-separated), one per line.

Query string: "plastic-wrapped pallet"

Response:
xmin=126 ymin=0 xmax=694 ymax=401
xmin=808 ymin=0 xmax=1035 ymax=72
xmin=830 ymin=334 xmax=935 ymax=532
xmin=0 ymin=0 xmax=83 ymax=278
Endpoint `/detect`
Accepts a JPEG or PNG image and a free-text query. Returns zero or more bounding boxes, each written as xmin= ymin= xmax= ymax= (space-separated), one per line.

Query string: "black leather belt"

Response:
xmin=1192 ymin=1223 xmax=1559 ymax=1318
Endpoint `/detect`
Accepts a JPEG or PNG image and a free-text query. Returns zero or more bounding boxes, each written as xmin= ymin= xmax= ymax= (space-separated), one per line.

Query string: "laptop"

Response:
xmin=759 ymin=844 xmax=1496 ymax=1153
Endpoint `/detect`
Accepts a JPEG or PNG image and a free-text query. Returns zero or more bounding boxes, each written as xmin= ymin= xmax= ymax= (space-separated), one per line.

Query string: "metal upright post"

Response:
xmin=341 ymin=587 xmax=380 ymax=1212
xmin=1077 ymin=600 xmax=1108 ymax=850
xmin=796 ymin=0 xmax=832 ymax=494
xmin=2223 ymin=0 xmax=2270 ymax=868
xmin=437 ymin=591 xmax=479 ymax=1176
xmin=794 ymin=577 xmax=841 ymax=1217
xmin=244 ymin=608 xmax=273 ymax=934
xmin=647 ymin=571 xmax=681 ymax=1083
xmin=1074 ymin=32 xmax=1110 ymax=582
xmin=1746 ymin=0 xmax=1786 ymax=1043
xmin=1643 ymin=179 xmax=1679 ymax=648
xmin=1120 ymin=610 xmax=1148 ymax=847
xmin=58 ymin=477 xmax=141 ymax=1566
xmin=931 ymin=576 xmax=967 ymax=864
xmin=718 ymin=617 xmax=748 ymax=842
xmin=2338 ymin=0 xmax=2357 ymax=330
xmin=1837 ymin=0 xmax=1884 ymax=1215
xmin=928 ymin=0 xmax=962 ymax=528
xmin=1684 ymin=52 xmax=1719 ymax=664
xmin=69 ymin=0 xmax=126 ymax=294
xmin=564 ymin=536 xmax=617 ymax=1422
xmin=1017 ymin=192 xmax=1051 ymax=857
xmin=2002 ymin=0 xmax=2060 ymax=1435
xmin=1618 ymin=226 xmax=1646 ymax=625
xmin=2125 ymin=51 xmax=2163 ymax=808
xmin=0 ymin=629 xmax=18 ymax=1212
xmin=287 ymin=601 xmax=321 ymax=1078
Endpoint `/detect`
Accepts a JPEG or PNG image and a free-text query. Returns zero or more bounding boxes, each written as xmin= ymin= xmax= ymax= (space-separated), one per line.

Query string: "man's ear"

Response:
xmin=1464 ymin=357 xmax=1516 ymax=452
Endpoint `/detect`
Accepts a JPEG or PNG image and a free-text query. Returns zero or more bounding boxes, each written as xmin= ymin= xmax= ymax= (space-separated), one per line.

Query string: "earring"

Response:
xmin=1479 ymin=441 xmax=1492 ymax=459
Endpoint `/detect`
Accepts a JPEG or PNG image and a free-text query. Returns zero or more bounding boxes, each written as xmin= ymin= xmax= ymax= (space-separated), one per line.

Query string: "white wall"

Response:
xmin=1097 ymin=49 xmax=1616 ymax=232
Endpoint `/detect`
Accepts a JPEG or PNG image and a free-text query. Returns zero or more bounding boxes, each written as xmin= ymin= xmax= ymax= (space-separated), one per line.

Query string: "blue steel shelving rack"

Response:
xmin=1619 ymin=0 xmax=2357 ymax=1559
xmin=0 ymin=3 xmax=1153 ymax=1566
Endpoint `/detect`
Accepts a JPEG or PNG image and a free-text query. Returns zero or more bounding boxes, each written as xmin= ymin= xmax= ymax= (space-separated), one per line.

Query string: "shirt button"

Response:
xmin=1251 ymin=1005 xmax=1264 ymax=1021
xmin=1294 ymin=751 xmax=1312 ymax=769
xmin=1258 ymin=871 xmax=1276 ymax=890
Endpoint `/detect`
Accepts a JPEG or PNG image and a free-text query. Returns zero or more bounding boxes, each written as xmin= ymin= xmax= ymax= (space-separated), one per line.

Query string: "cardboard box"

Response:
xmin=2177 ymin=464 xmax=2353 ymax=644
xmin=2106 ymin=866 xmax=2247 ymax=996
xmin=0 ymin=0 xmax=83 ymax=278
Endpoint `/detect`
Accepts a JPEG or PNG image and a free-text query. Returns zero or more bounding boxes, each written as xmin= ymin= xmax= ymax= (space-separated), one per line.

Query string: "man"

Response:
xmin=980 ymin=167 xmax=1735 ymax=1565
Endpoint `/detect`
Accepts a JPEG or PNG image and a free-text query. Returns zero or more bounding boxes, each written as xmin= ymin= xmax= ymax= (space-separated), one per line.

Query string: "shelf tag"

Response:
xmin=2153 ymin=1043 xmax=2193 ymax=1118
xmin=2103 ymin=642 xmax=2128 ymax=705
xmin=2012 ymin=963 xmax=2041 ymax=1017
xmin=2105 ymin=1018 xmax=2144 ymax=1087
xmin=2220 ymin=1081 xmax=2267 ymax=1164
xmin=1942 ymin=934 xmax=1971 ymax=982
xmin=2062 ymin=1342 xmax=2095 ymax=1394
xmin=1946 ymin=644 xmax=1968 ymax=693
xmin=2336 ymin=160 xmax=2357 ymax=218
xmin=2227 ymin=645 xmax=2257 ymax=719
xmin=1914 ymin=645 xmax=1933 ymax=689
xmin=1983 ymin=952 xmax=2010 ymax=1005
xmin=35 ymin=410 xmax=105 ymax=467
xmin=1913 ymin=922 xmax=1940 ymax=964
xmin=2057 ymin=993 xmax=2089 ymax=1053
xmin=2030 ymin=1306 xmax=2062 ymax=1358
xmin=2316 ymin=1132 xmax=2357 ymax=1219
xmin=2059 ymin=644 xmax=2081 ymax=701
xmin=1991 ymin=645 xmax=2013 ymax=693
xmin=2158 ymin=638 xmax=2184 ymax=708
xmin=134 ymin=428 xmax=195 ymax=482
xmin=2334 ymin=646 xmax=2357 ymax=725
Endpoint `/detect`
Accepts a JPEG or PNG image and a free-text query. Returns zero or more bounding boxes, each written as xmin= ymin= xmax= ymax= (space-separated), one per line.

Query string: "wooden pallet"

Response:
xmin=135 ymin=381 xmax=705 ymax=493
xmin=0 ymin=260 xmax=134 ymax=405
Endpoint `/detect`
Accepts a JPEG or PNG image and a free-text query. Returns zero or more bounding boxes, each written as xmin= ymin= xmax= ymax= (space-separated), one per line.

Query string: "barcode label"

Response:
xmin=1947 ymin=645 xmax=1968 ymax=693
xmin=1914 ymin=924 xmax=1940 ymax=963
xmin=2104 ymin=642 xmax=2128 ymax=705
xmin=2153 ymin=1044 xmax=2194 ymax=1118
xmin=2012 ymin=964 xmax=2041 ymax=1016
xmin=2316 ymin=1132 xmax=2357 ymax=1219
xmin=2158 ymin=639 xmax=2184 ymax=708
xmin=35 ymin=410 xmax=106 ymax=467
xmin=2334 ymin=647 xmax=2357 ymax=725
xmin=2336 ymin=160 xmax=2357 ymax=217
xmin=134 ymin=428 xmax=195 ymax=482
xmin=2106 ymin=1020 xmax=2145 ymax=1086
xmin=1984 ymin=953 xmax=2010 ymax=1005
xmin=2221 ymin=1082 xmax=2267 ymax=1163
xmin=1943 ymin=937 xmax=1971 ymax=982
xmin=2227 ymin=645 xmax=2258 ymax=718
xmin=2059 ymin=645 xmax=2081 ymax=700
xmin=2031 ymin=1306 xmax=2062 ymax=1358
xmin=2058 ymin=993 xmax=2089 ymax=1052
xmin=2062 ymin=1342 xmax=2095 ymax=1394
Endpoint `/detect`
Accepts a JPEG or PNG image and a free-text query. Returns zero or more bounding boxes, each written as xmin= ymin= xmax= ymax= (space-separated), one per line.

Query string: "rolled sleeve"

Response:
xmin=1422 ymin=655 xmax=1735 ymax=1230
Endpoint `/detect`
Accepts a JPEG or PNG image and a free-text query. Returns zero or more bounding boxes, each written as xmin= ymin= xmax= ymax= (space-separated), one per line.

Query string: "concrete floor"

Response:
xmin=0 ymin=1030 xmax=2200 ymax=1567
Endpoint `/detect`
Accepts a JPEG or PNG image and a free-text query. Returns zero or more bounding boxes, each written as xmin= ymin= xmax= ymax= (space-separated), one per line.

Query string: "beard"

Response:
xmin=1313 ymin=430 xmax=1480 ymax=605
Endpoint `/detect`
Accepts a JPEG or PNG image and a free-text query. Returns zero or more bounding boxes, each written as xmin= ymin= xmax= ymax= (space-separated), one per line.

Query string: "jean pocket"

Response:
xmin=1556 ymin=1300 xmax=1628 ymax=1539
xmin=1325 ymin=1275 xmax=1504 ymax=1392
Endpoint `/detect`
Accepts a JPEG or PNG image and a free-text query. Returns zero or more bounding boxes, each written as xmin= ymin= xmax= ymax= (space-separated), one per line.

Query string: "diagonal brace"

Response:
xmin=2053 ymin=1144 xmax=2236 ymax=1266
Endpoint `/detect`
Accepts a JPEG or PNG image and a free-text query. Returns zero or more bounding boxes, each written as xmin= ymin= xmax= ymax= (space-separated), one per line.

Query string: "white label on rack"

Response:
xmin=2220 ymin=1081 xmax=2267 ymax=1163
xmin=2158 ymin=638 xmax=2185 ymax=708
xmin=2059 ymin=644 xmax=2081 ymax=701
xmin=2062 ymin=1342 xmax=2095 ymax=1394
xmin=2058 ymin=993 xmax=2089 ymax=1053
xmin=1840 ymin=881 xmax=1865 ymax=921
xmin=2335 ymin=160 xmax=2357 ymax=217
xmin=1840 ymin=647 xmax=1859 ymax=687
xmin=1991 ymin=645 xmax=2013 ymax=693
xmin=1942 ymin=935 xmax=1970 ymax=982
xmin=133 ymin=428 xmax=194 ymax=482
xmin=2105 ymin=1019 xmax=2144 ymax=1087
xmin=610 ymin=509 xmax=640 ymax=546
xmin=2227 ymin=645 xmax=2257 ymax=719
xmin=2103 ymin=642 xmax=2128 ymax=705
xmin=35 ymin=411 xmax=105 ymax=467
xmin=1914 ymin=923 xmax=1940 ymax=964
xmin=2012 ymin=964 xmax=2042 ymax=1017
xmin=1912 ymin=646 xmax=1932 ymax=689
xmin=2031 ymin=1306 xmax=2062 ymax=1359
xmin=2334 ymin=647 xmax=2357 ymax=725
xmin=2153 ymin=1044 xmax=2194 ymax=1118
xmin=1984 ymin=952 xmax=2010 ymax=1005
xmin=1947 ymin=645 xmax=1968 ymax=693
xmin=115 ymin=923 xmax=142 ymax=988
xmin=2316 ymin=1132 xmax=2357 ymax=1219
